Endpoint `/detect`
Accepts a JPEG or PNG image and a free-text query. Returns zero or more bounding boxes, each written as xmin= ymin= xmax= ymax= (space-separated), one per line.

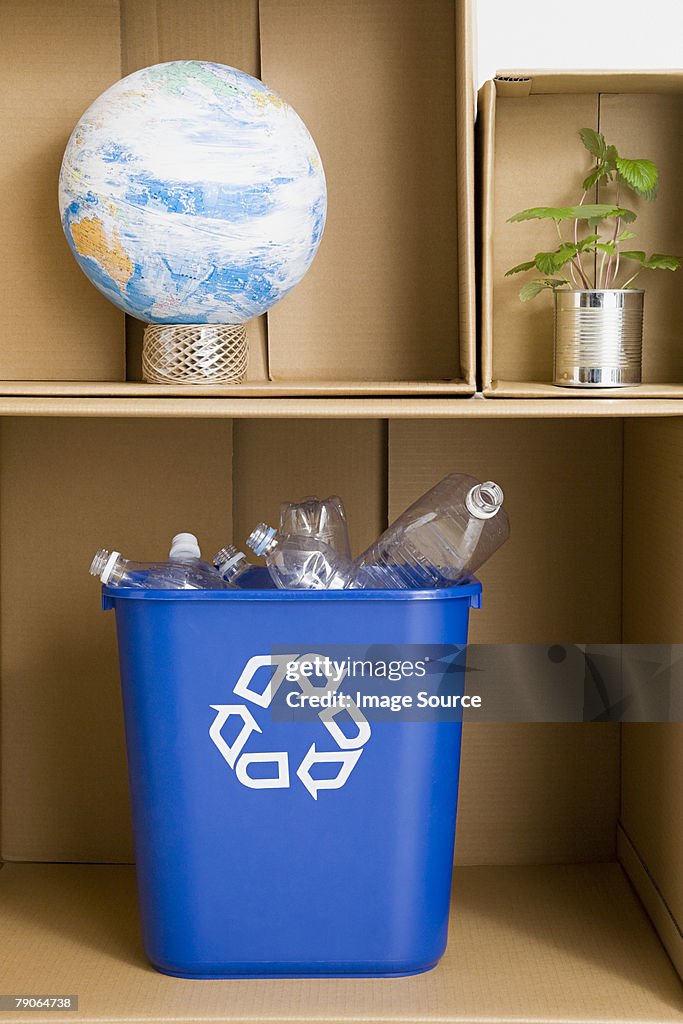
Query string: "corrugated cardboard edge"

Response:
xmin=495 ymin=69 xmax=683 ymax=95
xmin=456 ymin=0 xmax=477 ymax=389
xmin=478 ymin=79 xmax=496 ymax=391
xmin=618 ymin=824 xmax=683 ymax=981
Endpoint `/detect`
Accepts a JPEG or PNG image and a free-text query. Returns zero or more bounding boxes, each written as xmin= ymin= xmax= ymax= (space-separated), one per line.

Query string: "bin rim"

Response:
xmin=102 ymin=578 xmax=482 ymax=606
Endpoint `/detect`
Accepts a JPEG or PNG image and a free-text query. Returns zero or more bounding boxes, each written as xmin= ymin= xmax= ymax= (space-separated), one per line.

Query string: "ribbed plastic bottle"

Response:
xmin=89 ymin=533 xmax=229 ymax=590
xmin=246 ymin=523 xmax=355 ymax=590
xmin=279 ymin=495 xmax=352 ymax=559
xmin=354 ymin=474 xmax=509 ymax=589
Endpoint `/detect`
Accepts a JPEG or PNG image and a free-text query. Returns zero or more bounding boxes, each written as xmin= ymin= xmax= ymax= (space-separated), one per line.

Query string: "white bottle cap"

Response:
xmin=169 ymin=532 xmax=201 ymax=560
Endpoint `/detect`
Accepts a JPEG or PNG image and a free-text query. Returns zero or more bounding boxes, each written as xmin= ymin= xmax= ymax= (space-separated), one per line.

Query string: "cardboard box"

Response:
xmin=0 ymin=0 xmax=476 ymax=394
xmin=0 ymin=415 xmax=682 ymax=1022
xmin=0 ymin=6 xmax=682 ymax=1022
xmin=479 ymin=71 xmax=683 ymax=398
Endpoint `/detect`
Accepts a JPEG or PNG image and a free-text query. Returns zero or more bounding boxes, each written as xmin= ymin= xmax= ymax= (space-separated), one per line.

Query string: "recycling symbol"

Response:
xmin=208 ymin=654 xmax=371 ymax=799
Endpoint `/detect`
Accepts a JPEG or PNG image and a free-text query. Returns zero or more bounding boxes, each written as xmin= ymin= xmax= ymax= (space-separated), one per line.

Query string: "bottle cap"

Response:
xmin=169 ymin=532 xmax=201 ymax=560
xmin=247 ymin=523 xmax=277 ymax=556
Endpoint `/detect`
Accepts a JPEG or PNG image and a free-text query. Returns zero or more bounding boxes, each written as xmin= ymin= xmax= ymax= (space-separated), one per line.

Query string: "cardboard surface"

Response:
xmin=479 ymin=73 xmax=683 ymax=394
xmin=0 ymin=0 xmax=124 ymax=380
xmin=618 ymin=825 xmax=683 ymax=980
xmin=0 ymin=396 xmax=681 ymax=418
xmin=119 ymin=0 xmax=269 ymax=383
xmin=232 ymin=419 xmax=386 ymax=556
xmin=0 ymin=862 xmax=681 ymax=1023
xmin=0 ymin=418 xmax=233 ymax=861
xmin=620 ymin=418 xmax=683 ymax=955
xmin=389 ymin=420 xmax=622 ymax=864
xmin=260 ymin=0 xmax=473 ymax=385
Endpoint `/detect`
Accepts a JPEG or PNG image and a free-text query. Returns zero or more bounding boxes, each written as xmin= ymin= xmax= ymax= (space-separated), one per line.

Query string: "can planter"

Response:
xmin=553 ymin=289 xmax=644 ymax=388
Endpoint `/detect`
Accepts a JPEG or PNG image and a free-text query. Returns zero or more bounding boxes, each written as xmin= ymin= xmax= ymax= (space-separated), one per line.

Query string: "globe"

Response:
xmin=58 ymin=61 xmax=327 ymax=325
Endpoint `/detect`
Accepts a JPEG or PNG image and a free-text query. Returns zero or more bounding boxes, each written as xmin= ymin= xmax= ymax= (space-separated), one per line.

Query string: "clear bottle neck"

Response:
xmin=465 ymin=482 xmax=504 ymax=520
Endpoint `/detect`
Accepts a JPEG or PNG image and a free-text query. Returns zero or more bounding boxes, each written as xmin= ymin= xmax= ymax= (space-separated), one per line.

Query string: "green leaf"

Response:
xmin=617 ymin=208 xmax=637 ymax=224
xmin=505 ymin=260 xmax=537 ymax=276
xmin=639 ymin=180 xmax=660 ymax=202
xmin=595 ymin=242 xmax=616 ymax=255
xmin=615 ymin=157 xmax=659 ymax=195
xmin=617 ymin=229 xmax=637 ymax=241
xmin=574 ymin=234 xmax=600 ymax=251
xmin=519 ymin=279 xmax=569 ymax=302
xmin=604 ymin=145 xmax=619 ymax=171
xmin=508 ymin=204 xmax=629 ymax=223
xmin=582 ymin=166 xmax=609 ymax=191
xmin=643 ymin=253 xmax=681 ymax=271
xmin=620 ymin=250 xmax=647 ymax=264
xmin=579 ymin=128 xmax=607 ymax=159
xmin=534 ymin=251 xmax=562 ymax=274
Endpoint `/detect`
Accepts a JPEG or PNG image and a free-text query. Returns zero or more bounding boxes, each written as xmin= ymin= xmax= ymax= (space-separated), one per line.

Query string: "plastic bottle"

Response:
xmin=354 ymin=474 xmax=509 ymax=589
xmin=89 ymin=540 xmax=230 ymax=590
xmin=212 ymin=544 xmax=275 ymax=589
xmin=279 ymin=495 xmax=352 ymax=559
xmin=246 ymin=523 xmax=356 ymax=590
xmin=167 ymin=532 xmax=226 ymax=578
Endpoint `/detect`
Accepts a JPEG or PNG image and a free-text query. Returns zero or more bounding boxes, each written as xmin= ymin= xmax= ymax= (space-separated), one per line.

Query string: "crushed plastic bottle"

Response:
xmin=89 ymin=535 xmax=230 ymax=590
xmin=213 ymin=544 xmax=275 ymax=589
xmin=279 ymin=495 xmax=352 ymax=559
xmin=246 ymin=523 xmax=355 ymax=590
xmin=354 ymin=474 xmax=509 ymax=589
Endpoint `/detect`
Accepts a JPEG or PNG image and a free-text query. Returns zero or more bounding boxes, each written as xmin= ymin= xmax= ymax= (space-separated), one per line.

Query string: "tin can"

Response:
xmin=553 ymin=289 xmax=644 ymax=387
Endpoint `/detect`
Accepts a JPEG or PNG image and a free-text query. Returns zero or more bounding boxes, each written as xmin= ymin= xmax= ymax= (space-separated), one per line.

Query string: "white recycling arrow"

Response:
xmin=319 ymin=699 xmax=371 ymax=750
xmin=236 ymin=751 xmax=290 ymax=789
xmin=296 ymin=743 xmax=363 ymax=800
xmin=233 ymin=654 xmax=294 ymax=708
xmin=209 ymin=704 xmax=261 ymax=768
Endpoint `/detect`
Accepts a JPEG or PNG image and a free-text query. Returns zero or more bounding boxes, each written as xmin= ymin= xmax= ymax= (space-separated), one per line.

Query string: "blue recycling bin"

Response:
xmin=103 ymin=580 xmax=481 ymax=978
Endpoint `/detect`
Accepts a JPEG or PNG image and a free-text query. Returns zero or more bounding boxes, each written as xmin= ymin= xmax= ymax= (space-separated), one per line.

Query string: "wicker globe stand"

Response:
xmin=142 ymin=324 xmax=248 ymax=385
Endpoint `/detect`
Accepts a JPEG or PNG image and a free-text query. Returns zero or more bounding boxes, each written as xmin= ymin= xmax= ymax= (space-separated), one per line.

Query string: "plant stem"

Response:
xmin=604 ymin=183 xmax=621 ymax=288
xmin=574 ymin=189 xmax=590 ymax=287
xmin=571 ymin=259 xmax=591 ymax=289
xmin=598 ymin=247 xmax=608 ymax=289
xmin=554 ymin=220 xmax=580 ymax=287
xmin=621 ymin=270 xmax=641 ymax=289
xmin=612 ymin=248 xmax=621 ymax=289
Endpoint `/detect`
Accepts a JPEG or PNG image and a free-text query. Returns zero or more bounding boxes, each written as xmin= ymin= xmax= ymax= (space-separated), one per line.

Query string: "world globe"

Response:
xmin=58 ymin=61 xmax=327 ymax=325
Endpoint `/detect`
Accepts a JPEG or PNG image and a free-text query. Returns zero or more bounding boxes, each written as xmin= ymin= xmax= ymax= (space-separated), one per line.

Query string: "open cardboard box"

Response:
xmin=1 ymin=414 xmax=682 ymax=1022
xmin=0 ymin=2 xmax=682 ymax=1021
xmin=479 ymin=71 xmax=683 ymax=399
xmin=0 ymin=0 xmax=475 ymax=397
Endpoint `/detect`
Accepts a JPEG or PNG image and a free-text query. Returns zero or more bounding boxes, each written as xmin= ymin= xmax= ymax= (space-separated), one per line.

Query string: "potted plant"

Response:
xmin=506 ymin=129 xmax=680 ymax=387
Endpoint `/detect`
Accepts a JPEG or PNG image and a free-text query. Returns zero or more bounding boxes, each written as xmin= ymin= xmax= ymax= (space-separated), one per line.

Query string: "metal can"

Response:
xmin=553 ymin=289 xmax=644 ymax=387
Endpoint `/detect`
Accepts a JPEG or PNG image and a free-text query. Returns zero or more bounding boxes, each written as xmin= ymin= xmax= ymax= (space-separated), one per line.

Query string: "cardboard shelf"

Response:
xmin=0 ymin=380 xmax=474 ymax=398
xmin=479 ymin=72 xmax=683 ymax=399
xmin=0 ymin=862 xmax=681 ymax=1024
xmin=0 ymin=392 xmax=681 ymax=418
xmin=487 ymin=380 xmax=683 ymax=399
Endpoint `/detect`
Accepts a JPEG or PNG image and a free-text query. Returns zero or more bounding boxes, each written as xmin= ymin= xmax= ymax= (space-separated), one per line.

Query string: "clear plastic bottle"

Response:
xmin=212 ymin=544 xmax=275 ymax=589
xmin=279 ymin=495 xmax=352 ymax=559
xmin=246 ymin=523 xmax=356 ymax=590
xmin=354 ymin=474 xmax=509 ymax=589
xmin=89 ymin=542 xmax=230 ymax=590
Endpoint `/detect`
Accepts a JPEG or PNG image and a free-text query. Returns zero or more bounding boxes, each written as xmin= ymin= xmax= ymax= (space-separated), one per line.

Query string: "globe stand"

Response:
xmin=142 ymin=324 xmax=248 ymax=385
